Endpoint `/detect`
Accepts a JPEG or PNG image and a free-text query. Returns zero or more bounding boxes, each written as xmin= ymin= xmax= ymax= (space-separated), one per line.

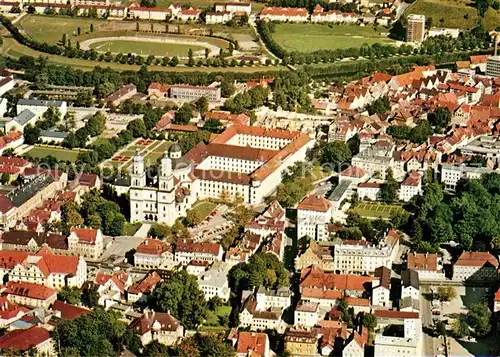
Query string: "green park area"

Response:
xmin=271 ymin=23 xmax=395 ymax=52
xmin=352 ymin=201 xmax=406 ymax=219
xmin=203 ymin=305 xmax=231 ymax=326
xmin=18 ymin=15 xmax=104 ymax=45
xmin=191 ymin=201 xmax=217 ymax=220
xmin=25 ymin=146 xmax=84 ymax=162
xmin=404 ymin=0 xmax=500 ymax=30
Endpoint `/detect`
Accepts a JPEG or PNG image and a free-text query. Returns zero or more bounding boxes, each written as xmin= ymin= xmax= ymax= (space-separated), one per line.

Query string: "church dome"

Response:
xmin=169 ymin=143 xmax=182 ymax=154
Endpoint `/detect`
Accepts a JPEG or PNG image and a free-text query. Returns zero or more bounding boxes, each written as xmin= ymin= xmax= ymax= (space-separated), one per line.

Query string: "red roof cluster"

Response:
xmin=260 ymin=6 xmax=308 ymax=17
xmin=297 ymin=194 xmax=331 ymax=212
xmin=236 ymin=331 xmax=268 ymax=356
xmin=5 ymin=281 xmax=57 ymax=300
xmin=0 ymin=326 xmax=51 ymax=352
xmin=136 ymin=239 xmax=171 ymax=255
xmin=70 ymin=227 xmax=99 ymax=244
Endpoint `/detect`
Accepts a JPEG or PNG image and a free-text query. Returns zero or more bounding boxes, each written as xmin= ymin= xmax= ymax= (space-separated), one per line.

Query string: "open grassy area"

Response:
xmin=18 ymin=15 xmax=105 ymax=45
xmin=352 ymin=202 xmax=405 ymax=219
xmin=25 ymin=146 xmax=84 ymax=162
xmin=89 ymin=39 xmax=206 ymax=56
xmin=123 ymin=222 xmax=142 ymax=236
xmin=204 ymin=305 xmax=231 ymax=326
xmin=1 ymin=37 xmax=284 ymax=72
xmin=404 ymin=0 xmax=500 ymax=30
xmin=271 ymin=23 xmax=395 ymax=52
xmin=191 ymin=201 xmax=217 ymax=220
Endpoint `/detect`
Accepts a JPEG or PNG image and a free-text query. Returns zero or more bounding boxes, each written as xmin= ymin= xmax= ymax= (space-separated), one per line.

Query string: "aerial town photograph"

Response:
xmin=2 ymin=0 xmax=500 ymax=356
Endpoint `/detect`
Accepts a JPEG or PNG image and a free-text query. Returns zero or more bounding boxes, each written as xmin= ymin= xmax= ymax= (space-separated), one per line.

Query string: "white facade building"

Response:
xmin=16 ymin=99 xmax=67 ymax=119
xmin=296 ymin=195 xmax=332 ymax=241
xmin=440 ymin=164 xmax=493 ymax=191
xmin=407 ymin=252 xmax=445 ymax=280
xmin=399 ymin=171 xmax=422 ymax=202
xmin=197 ymin=261 xmax=231 ymax=301
xmin=453 ymin=251 xmax=498 ymax=281
xmin=294 ymin=302 xmax=319 ymax=328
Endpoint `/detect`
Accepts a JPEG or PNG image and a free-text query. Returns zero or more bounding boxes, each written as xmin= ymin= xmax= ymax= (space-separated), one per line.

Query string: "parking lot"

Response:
xmin=189 ymin=204 xmax=233 ymax=242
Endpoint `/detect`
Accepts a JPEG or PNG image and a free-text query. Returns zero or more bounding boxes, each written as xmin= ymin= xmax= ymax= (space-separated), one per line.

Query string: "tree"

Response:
xmin=86 ymin=112 xmax=106 ymax=137
xmin=195 ymin=96 xmax=208 ymax=114
xmin=62 ymin=33 xmax=67 ymax=46
xmin=409 ymin=121 xmax=433 ymax=144
xmin=338 ymin=227 xmax=363 ymax=240
xmin=58 ymin=286 xmax=82 ymax=305
xmin=220 ymin=79 xmax=235 ymax=97
xmin=174 ymin=104 xmax=193 ymax=125
xmin=187 ymin=48 xmax=195 ymax=67
xmin=77 ymin=26 xmax=81 ymax=36
xmin=366 ymin=96 xmax=390 ymax=115
xmin=467 ymin=302 xmax=491 ymax=337
xmin=142 ymin=340 xmax=170 ymax=357
xmin=61 ymin=202 xmax=84 ymax=234
xmin=90 ymin=23 xmax=94 ymax=33
xmin=82 ymin=286 xmax=99 ymax=308
xmin=312 ymin=141 xmax=351 ymax=171
xmin=150 ymin=270 xmax=207 ymax=330
xmin=185 ymin=209 xmax=204 ymax=227
xmin=53 ymin=309 xmax=127 ymax=356
xmin=475 ymin=0 xmax=490 ymax=17
xmin=0 ymin=173 xmax=9 ymax=185
xmin=453 ymin=315 xmax=470 ymax=338
xmin=203 ymin=119 xmax=223 ymax=133
xmin=363 ymin=313 xmax=377 ymax=331
xmin=380 ymin=168 xmax=398 ymax=203
xmin=436 ymin=286 xmax=457 ymax=302
xmin=387 ymin=125 xmax=411 ymax=140
xmin=127 ymin=119 xmax=147 ymax=138
xmin=23 ymin=124 xmax=40 ymax=145
xmin=436 ymin=320 xmax=446 ymax=336
xmin=428 ymin=107 xmax=451 ymax=130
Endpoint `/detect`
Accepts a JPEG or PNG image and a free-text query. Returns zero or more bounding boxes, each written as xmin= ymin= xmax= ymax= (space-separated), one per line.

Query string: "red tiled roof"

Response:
xmin=401 ymin=171 xmax=421 ymax=186
xmin=128 ymin=271 xmax=162 ymax=295
xmin=0 ymin=326 xmax=51 ymax=352
xmin=375 ymin=310 xmax=419 ymax=319
xmin=52 ymin=300 xmax=89 ymax=320
xmin=176 ymin=238 xmax=222 ymax=256
xmin=95 ymin=271 xmax=129 ymax=292
xmin=0 ymin=156 xmax=30 ymax=168
xmin=70 ymin=227 xmax=98 ymax=244
xmin=358 ymin=182 xmax=382 ymax=188
xmin=0 ymin=296 xmax=28 ymax=320
xmin=340 ymin=166 xmax=366 ymax=178
xmin=260 ymin=6 xmax=308 ymax=16
xmin=129 ymin=311 xmax=180 ymax=335
xmin=5 ymin=281 xmax=57 ymax=301
xmin=297 ymin=195 xmax=331 ymax=212
xmin=148 ymin=82 xmax=170 ymax=93
xmin=136 ymin=239 xmax=170 ymax=255
xmin=300 ymin=266 xmax=373 ymax=292
xmin=236 ymin=332 xmax=268 ymax=356
xmin=470 ymin=55 xmax=488 ymax=64
xmin=407 ymin=252 xmax=438 ymax=271
xmin=0 ymin=194 xmax=14 ymax=213
xmin=455 ymin=251 xmax=499 ymax=267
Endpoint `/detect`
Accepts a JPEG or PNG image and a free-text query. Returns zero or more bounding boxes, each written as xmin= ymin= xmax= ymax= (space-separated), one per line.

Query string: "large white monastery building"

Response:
xmin=129 ymin=125 xmax=313 ymax=225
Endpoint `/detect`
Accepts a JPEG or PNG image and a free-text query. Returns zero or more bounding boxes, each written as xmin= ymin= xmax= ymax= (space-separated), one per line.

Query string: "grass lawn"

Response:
xmin=1 ymin=38 xmax=285 ymax=72
xmin=89 ymin=39 xmax=206 ymax=57
xmin=25 ymin=146 xmax=84 ymax=162
xmin=192 ymin=201 xmax=217 ymax=220
xmin=404 ymin=0 xmax=500 ymax=30
xmin=123 ymin=222 xmax=142 ymax=236
xmin=311 ymin=165 xmax=331 ymax=181
xmin=352 ymin=201 xmax=405 ymax=219
xmin=204 ymin=305 xmax=231 ymax=326
xmin=18 ymin=15 xmax=105 ymax=45
xmin=271 ymin=23 xmax=395 ymax=52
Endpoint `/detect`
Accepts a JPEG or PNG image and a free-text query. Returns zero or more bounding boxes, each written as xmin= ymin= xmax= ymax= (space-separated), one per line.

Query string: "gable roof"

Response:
xmin=70 ymin=227 xmax=98 ymax=244
xmin=297 ymin=195 xmax=331 ymax=212
xmin=0 ymin=326 xmax=51 ymax=352
xmin=401 ymin=269 xmax=419 ymax=290
xmin=52 ymin=300 xmax=90 ymax=320
xmin=236 ymin=332 xmax=268 ymax=356
xmin=129 ymin=310 xmax=180 ymax=335
xmin=455 ymin=251 xmax=498 ymax=267
xmin=5 ymin=281 xmax=57 ymax=300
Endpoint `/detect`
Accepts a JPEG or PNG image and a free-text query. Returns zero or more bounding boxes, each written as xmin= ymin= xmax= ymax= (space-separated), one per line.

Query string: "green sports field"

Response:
xmin=271 ymin=23 xmax=396 ymax=52
xmin=26 ymin=146 xmax=84 ymax=162
xmin=18 ymin=15 xmax=104 ymax=45
xmin=89 ymin=39 xmax=206 ymax=57
xmin=352 ymin=202 xmax=405 ymax=219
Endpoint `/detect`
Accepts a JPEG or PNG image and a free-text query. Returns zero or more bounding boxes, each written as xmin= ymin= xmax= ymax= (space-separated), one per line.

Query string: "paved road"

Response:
xmin=420 ymin=286 xmax=437 ymax=357
xmin=189 ymin=204 xmax=232 ymax=241
xmin=134 ymin=223 xmax=151 ymax=238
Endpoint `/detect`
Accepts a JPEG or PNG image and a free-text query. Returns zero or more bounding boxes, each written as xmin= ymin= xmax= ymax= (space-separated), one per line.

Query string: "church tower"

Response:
xmin=158 ymin=150 xmax=176 ymax=225
xmin=130 ymin=150 xmax=146 ymax=187
xmin=158 ymin=153 xmax=174 ymax=192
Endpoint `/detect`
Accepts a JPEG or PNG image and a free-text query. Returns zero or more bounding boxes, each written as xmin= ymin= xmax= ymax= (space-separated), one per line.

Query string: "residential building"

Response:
xmin=129 ymin=143 xmax=197 ymax=225
xmin=357 ymin=182 xmax=382 ymax=200
xmin=178 ymin=7 xmax=200 ymax=22
xmin=343 ymin=328 xmax=368 ymax=357
xmin=0 ymin=247 xmax=87 ymax=290
xmin=0 ymin=296 xmax=29 ymax=327
xmin=104 ymin=84 xmax=137 ymax=107
xmin=206 ymin=11 xmax=233 ymax=24
xmin=128 ymin=5 xmax=172 ymax=20
xmin=374 ymin=310 xmax=422 ymax=357
xmin=169 ymin=84 xmax=221 ymax=102
xmin=127 ymin=271 xmax=162 ymax=303
xmin=197 ymin=261 xmax=231 ymax=301
xmin=16 ymin=99 xmax=67 ymax=119
xmin=294 ymin=302 xmax=319 ymax=328
xmin=440 ymin=164 xmax=493 ymax=191
xmin=259 ymin=7 xmax=309 ymax=22
xmin=4 ymin=281 xmax=57 ymax=309
xmin=295 ymin=239 xmax=334 ymax=271
xmin=486 ymin=56 xmax=500 ymax=77
xmin=67 ymin=227 xmax=104 ymax=259
xmin=255 ymin=286 xmax=291 ymax=311
xmin=399 ymin=171 xmax=422 ymax=201
xmin=333 ymin=229 xmax=399 ymax=274
xmin=52 ymin=300 xmax=90 ymax=320
xmin=239 ymin=294 xmax=283 ymax=331
xmin=215 ymin=2 xmax=251 ymax=14
xmin=0 ymin=326 xmax=55 ymax=356
xmin=175 ymin=239 xmax=223 ymax=264
xmin=185 ymin=125 xmax=314 ymax=204
xmin=401 ymin=269 xmax=420 ymax=300
xmin=296 ymin=195 xmax=332 ymax=241
xmin=453 ymin=251 xmax=499 ymax=281
xmin=134 ymin=239 xmax=174 ymax=269
xmin=407 ymin=252 xmax=445 ymax=280
xmin=406 ymin=14 xmax=425 ymax=43
xmin=284 ymin=329 xmax=317 ymax=357
xmin=0 ymin=74 xmax=14 ymax=97
xmin=372 ymin=266 xmax=391 ymax=307
xmin=129 ymin=309 xmax=183 ymax=346
xmin=95 ymin=270 xmax=131 ymax=306
xmin=234 ymin=331 xmax=270 ymax=357
xmin=245 ymin=200 xmax=286 ymax=236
